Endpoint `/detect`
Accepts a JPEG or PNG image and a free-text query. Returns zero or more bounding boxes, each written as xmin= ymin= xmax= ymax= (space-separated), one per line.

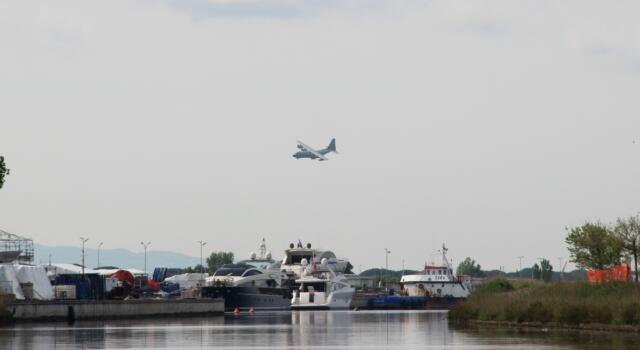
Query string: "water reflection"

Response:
xmin=0 ymin=311 xmax=639 ymax=349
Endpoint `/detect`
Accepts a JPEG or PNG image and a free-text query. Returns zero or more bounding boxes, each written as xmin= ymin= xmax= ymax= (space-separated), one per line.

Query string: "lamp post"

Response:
xmin=97 ymin=242 xmax=103 ymax=268
xmin=384 ymin=248 xmax=391 ymax=290
xmin=80 ymin=237 xmax=89 ymax=278
xmin=140 ymin=241 xmax=151 ymax=274
xmin=198 ymin=241 xmax=207 ymax=273
xmin=557 ymin=257 xmax=563 ymax=280
xmin=517 ymin=256 xmax=524 ymax=278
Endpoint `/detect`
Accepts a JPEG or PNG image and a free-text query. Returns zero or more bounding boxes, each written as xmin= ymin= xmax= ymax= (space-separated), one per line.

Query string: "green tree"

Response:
xmin=540 ymin=259 xmax=553 ymax=282
xmin=565 ymin=222 xmax=623 ymax=270
xmin=187 ymin=264 xmax=205 ymax=273
xmin=345 ymin=262 xmax=354 ymax=274
xmin=532 ymin=263 xmax=541 ymax=280
xmin=615 ymin=216 xmax=640 ymax=282
xmin=206 ymin=251 xmax=234 ymax=274
xmin=456 ymin=257 xmax=484 ymax=277
xmin=0 ymin=156 xmax=9 ymax=189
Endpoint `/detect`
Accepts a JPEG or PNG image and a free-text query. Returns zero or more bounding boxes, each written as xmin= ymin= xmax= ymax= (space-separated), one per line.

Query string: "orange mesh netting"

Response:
xmin=587 ymin=264 xmax=630 ymax=284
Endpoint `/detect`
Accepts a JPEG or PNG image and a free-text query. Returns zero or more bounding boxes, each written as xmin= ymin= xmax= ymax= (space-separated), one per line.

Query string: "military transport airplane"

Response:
xmin=292 ymin=138 xmax=337 ymax=161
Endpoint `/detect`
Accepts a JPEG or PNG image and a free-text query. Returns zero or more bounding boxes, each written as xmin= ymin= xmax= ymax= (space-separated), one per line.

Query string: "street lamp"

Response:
xmin=140 ymin=241 xmax=151 ymax=274
xmin=557 ymin=257 xmax=563 ymax=280
xmin=97 ymin=242 xmax=104 ymax=268
xmin=517 ymin=256 xmax=524 ymax=278
xmin=384 ymin=248 xmax=391 ymax=290
xmin=198 ymin=241 xmax=207 ymax=273
xmin=79 ymin=237 xmax=89 ymax=278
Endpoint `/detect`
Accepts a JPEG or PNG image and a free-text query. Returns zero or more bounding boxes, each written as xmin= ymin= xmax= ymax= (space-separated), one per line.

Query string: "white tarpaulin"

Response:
xmin=163 ymin=273 xmax=206 ymax=290
xmin=46 ymin=263 xmax=97 ymax=277
xmin=14 ymin=265 xmax=54 ymax=300
xmin=0 ymin=264 xmax=25 ymax=300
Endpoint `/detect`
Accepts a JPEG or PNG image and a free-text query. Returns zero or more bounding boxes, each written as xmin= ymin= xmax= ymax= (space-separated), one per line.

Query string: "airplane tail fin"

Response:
xmin=327 ymin=138 xmax=337 ymax=153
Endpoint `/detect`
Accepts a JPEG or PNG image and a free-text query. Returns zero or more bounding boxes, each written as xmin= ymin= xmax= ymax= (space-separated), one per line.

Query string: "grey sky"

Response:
xmin=1 ymin=0 xmax=640 ymax=272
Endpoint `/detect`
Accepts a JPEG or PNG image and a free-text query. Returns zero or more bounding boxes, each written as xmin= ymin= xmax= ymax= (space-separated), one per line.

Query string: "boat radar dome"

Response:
xmin=320 ymin=258 xmax=328 ymax=267
xmin=306 ymin=243 xmax=312 ymax=249
xmin=290 ymin=243 xmax=295 ymax=248
xmin=301 ymin=258 xmax=308 ymax=266
xmin=250 ymin=252 xmax=256 ymax=260
xmin=266 ymin=252 xmax=272 ymax=260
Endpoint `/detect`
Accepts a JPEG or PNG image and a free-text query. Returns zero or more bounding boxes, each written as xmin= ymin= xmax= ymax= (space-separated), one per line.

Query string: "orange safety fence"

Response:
xmin=587 ymin=264 xmax=630 ymax=284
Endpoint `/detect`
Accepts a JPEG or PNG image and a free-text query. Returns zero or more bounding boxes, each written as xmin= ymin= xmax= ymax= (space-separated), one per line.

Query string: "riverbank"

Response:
xmin=449 ymin=279 xmax=640 ymax=329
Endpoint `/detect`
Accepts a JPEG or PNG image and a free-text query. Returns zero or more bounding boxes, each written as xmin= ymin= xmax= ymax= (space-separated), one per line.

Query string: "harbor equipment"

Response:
xmin=0 ymin=229 xmax=34 ymax=264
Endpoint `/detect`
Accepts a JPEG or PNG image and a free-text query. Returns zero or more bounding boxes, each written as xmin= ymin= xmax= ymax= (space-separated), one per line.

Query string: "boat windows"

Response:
xmin=288 ymin=254 xmax=313 ymax=264
xmin=300 ymin=282 xmax=326 ymax=292
xmin=242 ymin=269 xmax=262 ymax=277
xmin=213 ymin=264 xmax=255 ymax=277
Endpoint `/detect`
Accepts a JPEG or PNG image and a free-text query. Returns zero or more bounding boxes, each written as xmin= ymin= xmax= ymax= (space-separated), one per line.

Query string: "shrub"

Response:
xmin=557 ymin=304 xmax=589 ymax=325
xmin=525 ymin=301 xmax=554 ymax=324
xmin=476 ymin=278 xmax=514 ymax=294
xmin=622 ymin=303 xmax=640 ymax=325
xmin=587 ymin=305 xmax=613 ymax=324
xmin=503 ymin=302 xmax=526 ymax=323
xmin=448 ymin=303 xmax=478 ymax=323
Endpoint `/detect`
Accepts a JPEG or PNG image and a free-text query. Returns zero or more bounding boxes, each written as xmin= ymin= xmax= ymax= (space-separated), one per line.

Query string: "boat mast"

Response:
xmin=440 ymin=243 xmax=453 ymax=276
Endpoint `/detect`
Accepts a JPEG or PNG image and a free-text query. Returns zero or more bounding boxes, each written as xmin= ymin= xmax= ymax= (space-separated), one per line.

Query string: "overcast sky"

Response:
xmin=2 ymin=0 xmax=640 ymax=272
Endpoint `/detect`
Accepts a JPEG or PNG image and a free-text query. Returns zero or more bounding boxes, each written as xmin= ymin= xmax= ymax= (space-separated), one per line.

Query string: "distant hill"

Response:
xmin=33 ymin=244 xmax=200 ymax=271
xmin=360 ymin=268 xmax=419 ymax=278
xmin=361 ymin=267 xmax=587 ymax=282
xmin=481 ymin=268 xmax=587 ymax=281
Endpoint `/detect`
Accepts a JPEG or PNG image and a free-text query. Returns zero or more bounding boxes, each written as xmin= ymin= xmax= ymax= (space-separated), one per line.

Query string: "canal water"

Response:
xmin=1 ymin=310 xmax=639 ymax=349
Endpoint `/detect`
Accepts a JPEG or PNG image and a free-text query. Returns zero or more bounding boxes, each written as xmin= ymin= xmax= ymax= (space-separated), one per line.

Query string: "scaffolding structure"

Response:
xmin=0 ymin=229 xmax=34 ymax=264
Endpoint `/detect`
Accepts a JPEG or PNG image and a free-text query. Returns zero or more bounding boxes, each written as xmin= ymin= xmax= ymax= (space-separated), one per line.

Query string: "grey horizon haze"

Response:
xmin=2 ymin=0 xmax=640 ymax=273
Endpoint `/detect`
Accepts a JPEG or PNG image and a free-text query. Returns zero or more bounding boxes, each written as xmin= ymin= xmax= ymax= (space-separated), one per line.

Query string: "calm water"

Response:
xmin=1 ymin=310 xmax=640 ymax=349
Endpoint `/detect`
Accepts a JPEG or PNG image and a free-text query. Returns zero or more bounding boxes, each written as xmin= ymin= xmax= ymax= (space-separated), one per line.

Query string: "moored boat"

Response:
xmin=400 ymin=244 xmax=473 ymax=300
xmin=291 ymin=258 xmax=354 ymax=310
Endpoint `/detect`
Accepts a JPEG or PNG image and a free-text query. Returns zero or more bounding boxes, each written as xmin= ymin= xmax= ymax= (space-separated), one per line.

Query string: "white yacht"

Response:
xmin=400 ymin=244 xmax=473 ymax=299
xmin=281 ymin=241 xmax=350 ymax=279
xmin=291 ymin=258 xmax=354 ymax=310
xmin=202 ymin=239 xmax=292 ymax=311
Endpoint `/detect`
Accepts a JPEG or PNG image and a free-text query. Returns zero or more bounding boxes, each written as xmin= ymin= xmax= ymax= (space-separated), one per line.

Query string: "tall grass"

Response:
xmin=449 ymin=279 xmax=640 ymax=326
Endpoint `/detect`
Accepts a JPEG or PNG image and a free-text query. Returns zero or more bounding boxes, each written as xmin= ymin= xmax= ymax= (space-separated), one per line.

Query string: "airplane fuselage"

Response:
xmin=293 ymin=151 xmax=321 ymax=159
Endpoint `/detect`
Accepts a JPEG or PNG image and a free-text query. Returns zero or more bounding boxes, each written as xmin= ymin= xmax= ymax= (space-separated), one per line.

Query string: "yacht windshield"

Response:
xmin=288 ymin=254 xmax=313 ymax=264
xmin=213 ymin=264 xmax=253 ymax=277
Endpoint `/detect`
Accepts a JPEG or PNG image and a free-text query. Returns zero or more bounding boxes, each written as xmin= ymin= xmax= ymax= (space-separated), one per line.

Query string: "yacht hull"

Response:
xmin=291 ymin=290 xmax=354 ymax=310
xmin=202 ymin=286 xmax=292 ymax=311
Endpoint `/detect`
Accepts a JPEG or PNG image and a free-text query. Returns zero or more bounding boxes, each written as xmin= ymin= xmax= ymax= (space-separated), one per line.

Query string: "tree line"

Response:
xmin=185 ymin=251 xmax=235 ymax=274
xmin=566 ymin=216 xmax=640 ymax=282
xmin=456 ymin=214 xmax=640 ymax=283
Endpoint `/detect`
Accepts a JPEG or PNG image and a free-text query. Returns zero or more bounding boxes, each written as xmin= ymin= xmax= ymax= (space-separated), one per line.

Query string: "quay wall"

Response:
xmin=6 ymin=299 xmax=224 ymax=321
xmin=351 ymin=291 xmax=461 ymax=310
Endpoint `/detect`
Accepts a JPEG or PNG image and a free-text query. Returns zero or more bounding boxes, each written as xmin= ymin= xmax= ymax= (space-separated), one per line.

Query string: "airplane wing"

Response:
xmin=296 ymin=140 xmax=329 ymax=161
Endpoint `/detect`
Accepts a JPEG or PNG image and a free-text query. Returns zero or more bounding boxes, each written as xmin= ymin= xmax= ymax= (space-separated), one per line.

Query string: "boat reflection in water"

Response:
xmin=2 ymin=311 xmax=640 ymax=349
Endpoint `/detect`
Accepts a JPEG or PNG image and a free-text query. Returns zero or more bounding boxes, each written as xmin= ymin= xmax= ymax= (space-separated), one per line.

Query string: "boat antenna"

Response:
xmin=438 ymin=243 xmax=452 ymax=273
xmin=259 ymin=237 xmax=267 ymax=259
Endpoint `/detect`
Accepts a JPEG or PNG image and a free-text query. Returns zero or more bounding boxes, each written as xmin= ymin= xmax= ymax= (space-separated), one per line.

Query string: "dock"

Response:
xmin=6 ymin=298 xmax=224 ymax=322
